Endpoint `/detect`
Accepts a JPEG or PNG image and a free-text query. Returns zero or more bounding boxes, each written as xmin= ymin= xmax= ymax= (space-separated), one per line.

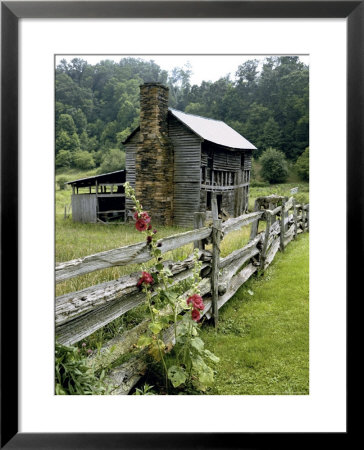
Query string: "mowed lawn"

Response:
xmin=201 ymin=233 xmax=309 ymax=395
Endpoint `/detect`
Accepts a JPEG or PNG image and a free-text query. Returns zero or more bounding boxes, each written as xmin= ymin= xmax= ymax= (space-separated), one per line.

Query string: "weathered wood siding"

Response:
xmin=213 ymin=150 xmax=241 ymax=171
xmin=124 ymin=130 xmax=140 ymax=217
xmin=71 ymin=194 xmax=97 ymax=223
xmin=168 ymin=114 xmax=202 ymax=227
xmin=243 ymin=150 xmax=252 ymax=170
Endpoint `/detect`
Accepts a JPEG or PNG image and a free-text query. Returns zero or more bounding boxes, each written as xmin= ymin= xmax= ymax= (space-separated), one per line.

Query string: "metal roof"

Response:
xmin=169 ymin=108 xmax=257 ymax=150
xmin=65 ymin=169 xmax=125 ymax=187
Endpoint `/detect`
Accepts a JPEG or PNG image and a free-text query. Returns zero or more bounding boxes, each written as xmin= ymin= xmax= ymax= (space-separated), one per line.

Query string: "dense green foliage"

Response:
xmin=260 ymin=148 xmax=289 ymax=184
xmin=295 ymin=147 xmax=309 ymax=181
xmin=55 ymin=342 xmax=108 ymax=395
xmin=56 ymin=56 xmax=308 ymax=170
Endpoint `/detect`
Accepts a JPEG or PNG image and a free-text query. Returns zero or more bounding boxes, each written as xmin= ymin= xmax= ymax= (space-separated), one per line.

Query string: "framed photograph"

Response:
xmin=1 ymin=1 xmax=358 ymax=447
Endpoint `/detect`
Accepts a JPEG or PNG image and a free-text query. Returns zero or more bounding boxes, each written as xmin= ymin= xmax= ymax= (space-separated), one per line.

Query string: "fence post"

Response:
xmin=249 ymin=199 xmax=260 ymax=240
xmin=280 ymin=199 xmax=286 ymax=252
xmin=260 ymin=210 xmax=272 ymax=271
xmin=193 ymin=212 xmax=206 ymax=250
xmin=293 ymin=199 xmax=297 ymax=239
xmin=211 ymin=219 xmax=222 ymax=328
xmin=301 ymin=206 xmax=306 ymax=232
xmin=211 ymin=194 xmax=218 ymax=221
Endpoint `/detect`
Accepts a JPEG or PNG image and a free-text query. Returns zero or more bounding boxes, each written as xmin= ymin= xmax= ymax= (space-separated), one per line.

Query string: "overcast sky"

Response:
xmin=56 ymin=54 xmax=309 ymax=86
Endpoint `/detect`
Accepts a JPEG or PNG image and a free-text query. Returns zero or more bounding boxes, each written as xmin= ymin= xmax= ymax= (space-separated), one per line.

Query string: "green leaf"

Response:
xmin=156 ymin=263 xmax=164 ymax=271
xmin=167 ymin=365 xmax=187 ymax=388
xmin=204 ymin=349 xmax=220 ymax=363
xmin=148 ymin=322 xmax=163 ymax=334
xmin=191 ymin=337 xmax=204 ymax=353
xmin=137 ymin=335 xmax=153 ymax=348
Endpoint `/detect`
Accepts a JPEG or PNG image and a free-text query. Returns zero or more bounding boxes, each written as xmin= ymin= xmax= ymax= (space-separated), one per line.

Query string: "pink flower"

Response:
xmin=191 ymin=308 xmax=201 ymax=322
xmin=187 ymin=294 xmax=205 ymax=311
xmin=135 ymin=219 xmax=148 ymax=231
xmin=137 ymin=271 xmax=154 ymax=287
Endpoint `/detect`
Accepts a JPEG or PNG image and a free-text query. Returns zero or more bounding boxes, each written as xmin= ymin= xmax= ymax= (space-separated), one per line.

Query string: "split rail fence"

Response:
xmin=55 ymin=195 xmax=309 ymax=394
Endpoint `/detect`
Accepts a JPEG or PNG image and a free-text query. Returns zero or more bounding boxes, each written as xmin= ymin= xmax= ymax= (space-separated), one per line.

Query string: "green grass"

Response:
xmin=200 ymin=233 xmax=309 ymax=395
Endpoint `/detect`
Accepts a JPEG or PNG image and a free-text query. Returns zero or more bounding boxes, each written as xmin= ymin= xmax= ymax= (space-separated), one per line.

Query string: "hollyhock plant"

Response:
xmin=187 ymin=294 xmax=205 ymax=311
xmin=135 ymin=218 xmax=148 ymax=232
xmin=137 ymin=271 xmax=154 ymax=288
xmin=124 ymin=181 xmax=219 ymax=394
xmin=191 ymin=308 xmax=201 ymax=322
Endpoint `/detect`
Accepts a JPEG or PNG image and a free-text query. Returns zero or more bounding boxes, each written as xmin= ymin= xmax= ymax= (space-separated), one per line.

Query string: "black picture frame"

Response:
xmin=1 ymin=1 xmax=357 ymax=448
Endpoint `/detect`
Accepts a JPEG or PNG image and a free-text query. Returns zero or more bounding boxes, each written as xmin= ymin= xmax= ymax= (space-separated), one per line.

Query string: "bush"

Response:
xmin=55 ymin=150 xmax=72 ymax=169
xmin=57 ymin=176 xmax=68 ymax=190
xmin=295 ymin=147 xmax=309 ymax=181
xmin=73 ymin=150 xmax=95 ymax=170
xmin=55 ymin=342 xmax=108 ymax=395
xmin=99 ymin=148 xmax=126 ymax=173
xmin=259 ymin=147 xmax=288 ymax=184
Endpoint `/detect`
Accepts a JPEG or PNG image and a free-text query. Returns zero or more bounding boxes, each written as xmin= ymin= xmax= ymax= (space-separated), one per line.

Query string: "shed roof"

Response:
xmin=65 ymin=170 xmax=125 ymax=187
xmin=168 ymin=108 xmax=256 ymax=150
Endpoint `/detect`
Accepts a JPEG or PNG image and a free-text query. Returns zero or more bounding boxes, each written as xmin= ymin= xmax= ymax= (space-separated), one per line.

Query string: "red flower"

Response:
xmin=140 ymin=212 xmax=151 ymax=224
xmin=187 ymin=294 xmax=205 ymax=311
xmin=191 ymin=308 xmax=201 ymax=322
xmin=133 ymin=211 xmax=139 ymax=220
xmin=135 ymin=219 xmax=148 ymax=231
xmin=137 ymin=271 xmax=154 ymax=287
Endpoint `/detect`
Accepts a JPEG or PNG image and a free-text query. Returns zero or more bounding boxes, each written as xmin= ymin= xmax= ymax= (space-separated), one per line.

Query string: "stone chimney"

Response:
xmin=135 ymin=83 xmax=173 ymax=225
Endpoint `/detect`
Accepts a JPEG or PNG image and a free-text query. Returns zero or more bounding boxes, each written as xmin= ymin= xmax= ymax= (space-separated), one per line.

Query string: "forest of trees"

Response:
xmin=55 ymin=56 xmax=308 ymax=173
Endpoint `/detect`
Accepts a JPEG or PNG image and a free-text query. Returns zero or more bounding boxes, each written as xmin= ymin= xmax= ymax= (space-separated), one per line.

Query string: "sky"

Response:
xmin=56 ymin=54 xmax=309 ymax=86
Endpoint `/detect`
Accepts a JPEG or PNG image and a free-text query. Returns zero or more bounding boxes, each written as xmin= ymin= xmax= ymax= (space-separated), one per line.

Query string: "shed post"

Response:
xmin=193 ymin=212 xmax=206 ymax=250
xmin=211 ymin=219 xmax=222 ymax=328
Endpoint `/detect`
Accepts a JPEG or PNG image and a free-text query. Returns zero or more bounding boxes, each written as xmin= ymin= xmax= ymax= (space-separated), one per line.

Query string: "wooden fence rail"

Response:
xmin=55 ymin=194 xmax=309 ymax=394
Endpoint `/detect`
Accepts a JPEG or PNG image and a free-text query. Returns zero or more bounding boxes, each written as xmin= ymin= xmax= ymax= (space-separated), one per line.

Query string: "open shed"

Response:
xmin=66 ymin=170 xmax=126 ymax=223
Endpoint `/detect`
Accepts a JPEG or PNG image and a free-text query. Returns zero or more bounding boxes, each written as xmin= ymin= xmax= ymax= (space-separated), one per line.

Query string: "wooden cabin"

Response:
xmin=66 ymin=170 xmax=126 ymax=223
xmin=123 ymin=83 xmax=256 ymax=227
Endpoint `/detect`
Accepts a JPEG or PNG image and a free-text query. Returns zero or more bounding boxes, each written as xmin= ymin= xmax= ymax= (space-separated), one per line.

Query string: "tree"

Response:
xmin=261 ymin=117 xmax=282 ymax=150
xmin=56 ymin=150 xmax=73 ymax=168
xmin=295 ymin=147 xmax=309 ymax=181
xmin=259 ymin=148 xmax=288 ymax=184
xmin=73 ymin=151 xmax=95 ymax=170
xmin=99 ymin=148 xmax=126 ymax=173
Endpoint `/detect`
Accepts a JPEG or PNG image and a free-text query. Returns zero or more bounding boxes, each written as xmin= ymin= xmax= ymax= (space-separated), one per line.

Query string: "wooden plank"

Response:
xmin=205 ymin=263 xmax=257 ymax=319
xmin=280 ymin=199 xmax=286 ymax=252
xmin=193 ymin=212 xmax=206 ymax=250
xmin=249 ymin=199 xmax=261 ymax=240
xmin=56 ymin=259 xmax=212 ymax=345
xmin=211 ymin=219 xmax=222 ymax=327
xmin=264 ymin=237 xmax=280 ymax=268
xmin=284 ymin=196 xmax=294 ymax=212
xmin=293 ymin=198 xmax=298 ymax=239
xmin=56 ymin=227 xmax=212 ymax=283
xmin=56 ymin=254 xmax=207 ymax=326
xmin=222 ymin=211 xmax=263 ymax=236
xmin=219 ymin=234 xmax=262 ymax=269
xmin=260 ymin=211 xmax=272 ymax=270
